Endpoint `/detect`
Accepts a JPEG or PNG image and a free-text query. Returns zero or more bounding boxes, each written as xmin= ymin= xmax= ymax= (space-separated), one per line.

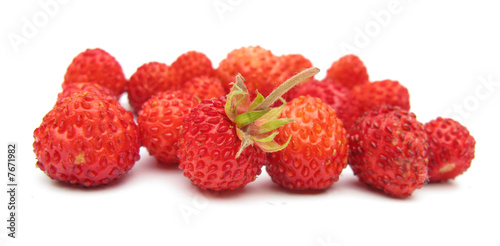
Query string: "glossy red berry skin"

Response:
xmin=33 ymin=92 xmax=141 ymax=187
xmin=63 ymin=48 xmax=127 ymax=97
xmin=177 ymin=97 xmax=267 ymax=191
xmin=286 ymin=79 xmax=350 ymax=116
xmin=216 ymin=46 xmax=280 ymax=96
xmin=343 ymin=79 xmax=410 ymax=130
xmin=138 ymin=91 xmax=199 ymax=164
xmin=171 ymin=51 xmax=214 ymax=84
xmin=276 ymin=54 xmax=314 ymax=87
xmin=325 ymin=54 xmax=369 ymax=90
xmin=127 ymin=62 xmax=179 ymax=113
xmin=267 ymin=96 xmax=349 ymax=190
xmin=57 ymin=82 xmax=116 ymax=103
xmin=348 ymin=106 xmax=428 ymax=197
xmin=182 ymin=76 xmax=226 ymax=100
xmin=424 ymin=117 xmax=476 ymax=182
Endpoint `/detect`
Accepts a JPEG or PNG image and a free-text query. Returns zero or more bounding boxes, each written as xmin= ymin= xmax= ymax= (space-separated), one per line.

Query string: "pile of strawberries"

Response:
xmin=33 ymin=46 xmax=476 ymax=198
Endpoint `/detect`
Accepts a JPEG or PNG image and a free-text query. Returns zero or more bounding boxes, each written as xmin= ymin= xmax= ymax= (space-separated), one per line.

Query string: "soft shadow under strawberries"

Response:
xmin=345 ymin=178 xmax=418 ymax=201
xmin=47 ymin=170 xmax=135 ymax=192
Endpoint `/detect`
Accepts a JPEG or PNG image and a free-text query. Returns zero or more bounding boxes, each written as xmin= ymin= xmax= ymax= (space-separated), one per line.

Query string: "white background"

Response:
xmin=1 ymin=1 xmax=499 ymax=245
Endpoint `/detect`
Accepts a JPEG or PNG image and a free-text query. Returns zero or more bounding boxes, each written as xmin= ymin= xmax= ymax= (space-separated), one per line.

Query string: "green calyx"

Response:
xmin=224 ymin=67 xmax=320 ymax=158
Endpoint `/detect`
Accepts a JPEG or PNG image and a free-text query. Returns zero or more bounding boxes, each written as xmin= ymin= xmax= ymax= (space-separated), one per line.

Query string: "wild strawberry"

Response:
xmin=33 ymin=92 xmax=141 ymax=187
xmin=127 ymin=62 xmax=179 ymax=113
xmin=216 ymin=46 xmax=280 ymax=96
xmin=171 ymin=51 xmax=214 ymax=84
xmin=182 ymin=76 xmax=226 ymax=100
xmin=276 ymin=54 xmax=314 ymax=86
xmin=63 ymin=48 xmax=127 ymax=97
xmin=176 ymin=97 xmax=267 ymax=191
xmin=325 ymin=54 xmax=369 ymax=90
xmin=424 ymin=117 xmax=476 ymax=182
xmin=285 ymin=79 xmax=350 ymax=116
xmin=138 ymin=91 xmax=199 ymax=164
xmin=177 ymin=68 xmax=320 ymax=191
xmin=57 ymin=82 xmax=116 ymax=103
xmin=343 ymin=79 xmax=410 ymax=130
xmin=267 ymin=96 xmax=349 ymax=190
xmin=348 ymin=106 xmax=428 ymax=197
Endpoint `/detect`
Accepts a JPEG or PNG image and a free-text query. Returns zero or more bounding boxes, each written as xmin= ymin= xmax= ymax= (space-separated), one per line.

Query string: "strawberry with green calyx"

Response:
xmin=226 ymin=67 xmax=321 ymax=157
xmin=177 ymin=67 xmax=320 ymax=191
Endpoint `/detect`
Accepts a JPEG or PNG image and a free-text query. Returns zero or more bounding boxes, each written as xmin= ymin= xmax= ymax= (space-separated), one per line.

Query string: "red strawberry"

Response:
xmin=267 ymin=96 xmax=349 ymax=190
xmin=57 ymin=82 xmax=116 ymax=103
xmin=286 ymin=79 xmax=350 ymax=115
xmin=177 ymin=67 xmax=320 ymax=191
xmin=424 ymin=117 xmax=476 ymax=182
xmin=325 ymin=54 xmax=369 ymax=90
xmin=216 ymin=46 xmax=280 ymax=96
xmin=343 ymin=79 xmax=410 ymax=130
xmin=127 ymin=62 xmax=179 ymax=113
xmin=138 ymin=91 xmax=199 ymax=164
xmin=177 ymin=97 xmax=267 ymax=191
xmin=63 ymin=48 xmax=127 ymax=97
xmin=33 ymin=92 xmax=141 ymax=187
xmin=348 ymin=106 xmax=428 ymax=197
xmin=276 ymin=54 xmax=314 ymax=86
xmin=182 ymin=76 xmax=226 ymax=100
xmin=171 ymin=51 xmax=214 ymax=84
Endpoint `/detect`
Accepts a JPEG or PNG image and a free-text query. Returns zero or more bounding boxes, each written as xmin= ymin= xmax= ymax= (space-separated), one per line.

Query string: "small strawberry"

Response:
xmin=325 ymin=54 xmax=369 ymax=90
xmin=182 ymin=76 xmax=226 ymax=100
xmin=424 ymin=117 xmax=476 ymax=182
xmin=348 ymin=106 xmax=428 ymax=197
xmin=57 ymin=82 xmax=116 ymax=103
xmin=216 ymin=46 xmax=280 ymax=96
xmin=276 ymin=54 xmax=314 ymax=86
xmin=177 ymin=97 xmax=267 ymax=191
xmin=127 ymin=62 xmax=179 ymax=113
xmin=63 ymin=48 xmax=127 ymax=97
xmin=137 ymin=91 xmax=199 ymax=164
xmin=285 ymin=78 xmax=319 ymax=101
xmin=343 ymin=79 xmax=410 ymax=130
xmin=177 ymin=68 xmax=320 ymax=191
xmin=267 ymin=96 xmax=349 ymax=190
xmin=286 ymin=79 xmax=350 ymax=114
xmin=33 ymin=92 xmax=141 ymax=187
xmin=171 ymin=51 xmax=214 ymax=84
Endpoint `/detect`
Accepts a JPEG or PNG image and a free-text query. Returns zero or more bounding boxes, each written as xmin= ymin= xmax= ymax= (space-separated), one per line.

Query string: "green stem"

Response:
xmin=254 ymin=67 xmax=319 ymax=111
